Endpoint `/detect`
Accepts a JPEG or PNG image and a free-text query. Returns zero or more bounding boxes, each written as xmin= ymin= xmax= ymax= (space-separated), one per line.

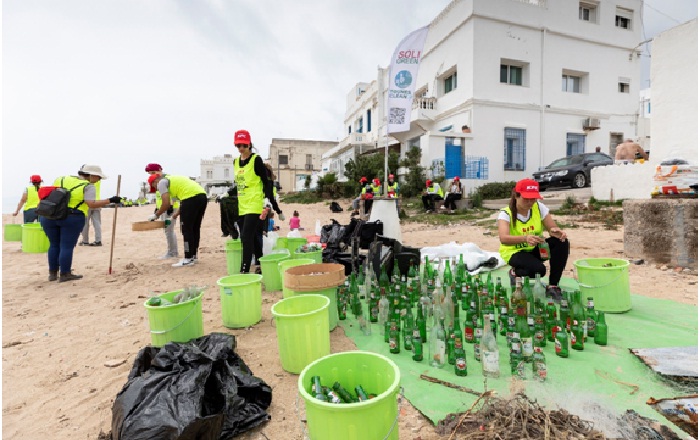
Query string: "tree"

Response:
xmin=399 ymin=146 xmax=426 ymax=198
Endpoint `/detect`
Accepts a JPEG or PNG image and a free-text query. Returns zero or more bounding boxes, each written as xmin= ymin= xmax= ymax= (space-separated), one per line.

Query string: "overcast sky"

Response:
xmin=2 ymin=0 xmax=697 ymax=210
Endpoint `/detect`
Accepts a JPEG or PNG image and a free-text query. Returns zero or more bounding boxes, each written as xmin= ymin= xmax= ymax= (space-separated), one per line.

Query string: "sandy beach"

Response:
xmin=2 ymin=201 xmax=697 ymax=439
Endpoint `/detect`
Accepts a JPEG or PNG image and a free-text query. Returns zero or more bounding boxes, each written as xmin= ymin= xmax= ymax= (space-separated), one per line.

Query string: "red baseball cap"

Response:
xmin=360 ymin=176 xmax=367 ymax=183
xmin=454 ymin=176 xmax=460 ymax=181
xmin=515 ymin=179 xmax=542 ymax=199
xmin=389 ymin=174 xmax=395 ymax=179
xmin=373 ymin=178 xmax=380 ymax=185
xmin=426 ymin=179 xmax=432 ymax=186
xmin=148 ymin=173 xmax=160 ymax=193
xmin=145 ymin=163 xmax=162 ymax=172
xmin=30 ymin=175 xmax=42 ymax=183
xmin=234 ymin=129 xmax=251 ymax=145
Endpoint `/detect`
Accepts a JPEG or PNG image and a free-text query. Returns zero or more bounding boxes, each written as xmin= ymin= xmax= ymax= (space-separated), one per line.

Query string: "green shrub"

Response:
xmin=280 ymin=191 xmax=324 ymax=204
xmin=473 ymin=181 xmax=517 ymax=200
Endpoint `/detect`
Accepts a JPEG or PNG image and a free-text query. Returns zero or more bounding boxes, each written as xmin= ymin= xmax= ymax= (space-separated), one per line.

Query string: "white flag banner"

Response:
xmin=387 ymin=26 xmax=429 ymax=134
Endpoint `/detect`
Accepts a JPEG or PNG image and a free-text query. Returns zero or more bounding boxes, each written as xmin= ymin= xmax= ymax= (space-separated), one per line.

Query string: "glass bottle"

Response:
xmin=429 ymin=315 xmax=446 ymax=368
xmin=378 ymin=287 xmax=389 ymax=335
xmin=538 ymin=237 xmax=550 ymax=260
xmin=571 ymin=318 xmax=584 ymax=351
xmin=415 ymin=300 xmax=427 ymax=343
xmin=464 ymin=301 xmax=476 ymax=344
xmin=350 ymin=274 xmax=362 ymax=317
xmin=454 ymin=334 xmax=467 ymax=376
xmin=533 ymin=273 xmax=546 ymax=310
xmin=532 ymin=347 xmax=547 ymax=382
xmin=403 ymin=307 xmax=414 ymax=351
xmin=324 ymin=386 xmax=342 ymax=404
xmin=412 ymin=319 xmax=424 ymax=362
xmin=555 ymin=323 xmax=569 ymax=358
xmin=473 ymin=316 xmax=483 ymax=361
xmin=311 ymin=375 xmax=327 ymax=401
xmin=481 ymin=314 xmax=500 ymax=378
xmin=594 ymin=311 xmax=608 ymax=346
xmin=533 ymin=311 xmax=546 ymax=348
xmin=586 ymin=296 xmax=596 ymax=338
xmin=443 ymin=258 xmax=453 ymax=286
xmin=355 ymin=385 xmax=369 ymax=402
xmin=338 ymin=294 xmax=347 ymax=321
xmin=388 ymin=320 xmax=400 ymax=354
xmin=333 ymin=381 xmax=356 ymax=403
xmin=509 ymin=333 xmax=525 ymax=379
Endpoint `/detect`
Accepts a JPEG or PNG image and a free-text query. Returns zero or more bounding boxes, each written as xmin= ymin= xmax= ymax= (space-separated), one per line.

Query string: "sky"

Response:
xmin=2 ymin=0 xmax=697 ymax=212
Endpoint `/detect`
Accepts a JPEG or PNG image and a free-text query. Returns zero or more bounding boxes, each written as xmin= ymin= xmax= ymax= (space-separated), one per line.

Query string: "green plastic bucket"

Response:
xmin=287 ymin=237 xmax=308 ymax=256
xmin=275 ymin=237 xmax=288 ymax=251
xmin=574 ymin=258 xmax=631 ymax=313
xmin=259 ymin=251 xmax=291 ymax=291
xmin=294 ymin=248 xmax=323 ymax=264
xmin=4 ymin=224 xmax=22 ymax=242
xmin=225 ymin=239 xmax=242 ymax=275
xmin=217 ymin=274 xmax=263 ymax=328
xmin=291 ymin=287 xmax=339 ymax=331
xmin=271 ymin=295 xmax=330 ymax=374
xmin=280 ymin=258 xmax=316 ymax=298
xmin=298 ymin=351 xmax=401 ymax=440
xmin=144 ymin=289 xmax=204 ymax=347
xmin=21 ymin=223 xmax=49 ymax=253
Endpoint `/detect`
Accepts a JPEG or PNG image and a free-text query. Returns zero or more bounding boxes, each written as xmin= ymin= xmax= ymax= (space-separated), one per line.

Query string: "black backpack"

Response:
xmin=329 ymin=201 xmax=343 ymax=213
xmin=36 ymin=177 xmax=88 ymax=220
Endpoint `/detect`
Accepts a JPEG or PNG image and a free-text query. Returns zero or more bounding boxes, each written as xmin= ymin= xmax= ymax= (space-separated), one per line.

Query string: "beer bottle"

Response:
xmin=460 ymin=281 xmax=469 ymax=311
xmin=429 ymin=315 xmax=446 ymax=368
xmin=559 ymin=299 xmax=570 ymax=333
xmin=499 ymin=304 xmax=509 ymax=337
xmin=350 ymin=275 xmax=362 ymax=317
xmin=454 ymin=334 xmax=467 ymax=376
xmin=533 ymin=273 xmax=546 ymax=309
xmin=594 ymin=311 xmax=608 ymax=346
xmin=311 ymin=376 xmax=327 ymax=401
xmin=538 ymin=237 xmax=550 ymax=261
xmin=586 ymin=296 xmax=596 ymax=338
xmin=403 ymin=308 xmax=414 ymax=351
xmin=368 ymin=290 xmax=379 ymax=323
xmin=464 ymin=302 xmax=476 ymax=344
xmin=323 ymin=386 xmax=342 ymax=404
xmin=338 ymin=295 xmax=347 ymax=321
xmin=332 ymin=381 xmax=356 ymax=403
xmin=388 ymin=320 xmax=400 ymax=354
xmin=379 ymin=265 xmax=390 ymax=289
xmin=473 ymin=316 xmax=483 ymax=361
xmin=533 ymin=311 xmax=546 ymax=348
xmin=412 ymin=321 xmax=424 ymax=362
xmin=509 ymin=333 xmax=525 ymax=379
xmin=554 ymin=324 xmax=569 ymax=358
xmin=481 ymin=314 xmax=500 ymax=378
xmin=532 ymin=347 xmax=547 ymax=382
xmin=355 ymin=385 xmax=369 ymax=402
xmin=378 ymin=288 xmax=389 ymax=335
xmin=571 ymin=319 xmax=585 ymax=351
xmin=415 ymin=301 xmax=427 ymax=343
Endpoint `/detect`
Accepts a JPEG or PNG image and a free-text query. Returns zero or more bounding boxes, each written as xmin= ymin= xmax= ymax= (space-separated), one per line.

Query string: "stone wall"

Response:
xmin=623 ymin=199 xmax=698 ymax=268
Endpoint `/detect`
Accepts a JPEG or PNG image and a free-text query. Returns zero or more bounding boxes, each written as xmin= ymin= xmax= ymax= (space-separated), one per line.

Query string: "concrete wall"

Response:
xmin=623 ymin=199 xmax=698 ymax=268
xmin=590 ymin=162 xmax=655 ymax=200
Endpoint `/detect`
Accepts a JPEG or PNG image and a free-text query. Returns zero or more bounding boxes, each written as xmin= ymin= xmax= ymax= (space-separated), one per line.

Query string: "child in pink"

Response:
xmin=289 ymin=210 xmax=301 ymax=230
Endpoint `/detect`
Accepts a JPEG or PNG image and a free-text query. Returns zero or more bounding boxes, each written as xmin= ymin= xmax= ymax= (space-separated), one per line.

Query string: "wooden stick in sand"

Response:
xmin=108 ymin=175 xmax=121 ymax=274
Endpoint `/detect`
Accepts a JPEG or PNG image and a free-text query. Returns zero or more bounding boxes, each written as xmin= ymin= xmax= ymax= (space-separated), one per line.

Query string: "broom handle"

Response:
xmin=108 ymin=175 xmax=121 ymax=274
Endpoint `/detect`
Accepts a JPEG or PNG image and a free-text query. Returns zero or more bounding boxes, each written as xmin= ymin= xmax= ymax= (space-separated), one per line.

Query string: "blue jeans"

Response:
xmin=23 ymin=208 xmax=38 ymax=223
xmin=40 ymin=212 xmax=86 ymax=274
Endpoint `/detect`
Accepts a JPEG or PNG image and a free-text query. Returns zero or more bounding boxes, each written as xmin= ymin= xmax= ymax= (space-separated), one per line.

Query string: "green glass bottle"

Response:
xmin=389 ymin=320 xmax=401 ymax=354
xmin=350 ymin=275 xmax=362 ymax=317
xmin=555 ymin=323 xmax=569 ymax=358
xmin=454 ymin=334 xmax=467 ymax=376
xmin=533 ymin=312 xmax=546 ymax=348
xmin=464 ymin=301 xmax=476 ymax=344
xmin=571 ymin=318 xmax=584 ymax=350
xmin=499 ymin=304 xmax=509 ymax=337
xmin=460 ymin=281 xmax=469 ymax=311
xmin=379 ymin=265 xmax=390 ymax=289
xmin=532 ymin=347 xmax=547 ymax=382
xmin=473 ymin=316 xmax=483 ymax=361
xmin=323 ymin=386 xmax=342 ymax=404
xmin=594 ymin=311 xmax=608 ymax=346
xmin=509 ymin=334 xmax=525 ymax=379
xmin=332 ymin=381 xmax=356 ymax=403
xmin=415 ymin=302 xmax=427 ymax=343
xmin=443 ymin=258 xmax=453 ymax=286
xmin=311 ymin=376 xmax=327 ymax=402
xmin=338 ymin=295 xmax=347 ymax=321
xmin=412 ymin=320 xmax=424 ymax=361
xmin=355 ymin=385 xmax=369 ymax=402
xmin=403 ymin=308 xmax=414 ymax=351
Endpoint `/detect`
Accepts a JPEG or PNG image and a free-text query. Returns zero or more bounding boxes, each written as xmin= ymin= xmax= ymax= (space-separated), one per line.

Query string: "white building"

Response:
xmin=328 ymin=0 xmax=643 ymax=194
xmin=198 ymin=154 xmax=235 ymax=198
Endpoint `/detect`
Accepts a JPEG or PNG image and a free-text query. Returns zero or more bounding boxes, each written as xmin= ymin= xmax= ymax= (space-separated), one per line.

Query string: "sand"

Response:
xmin=2 ymin=201 xmax=697 ymax=439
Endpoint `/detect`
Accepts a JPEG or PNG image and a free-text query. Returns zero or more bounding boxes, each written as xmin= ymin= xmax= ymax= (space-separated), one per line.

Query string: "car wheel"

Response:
xmin=573 ymin=172 xmax=587 ymax=188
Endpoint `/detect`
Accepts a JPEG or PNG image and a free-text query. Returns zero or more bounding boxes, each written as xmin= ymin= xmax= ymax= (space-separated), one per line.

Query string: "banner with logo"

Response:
xmin=387 ymin=26 xmax=429 ymax=134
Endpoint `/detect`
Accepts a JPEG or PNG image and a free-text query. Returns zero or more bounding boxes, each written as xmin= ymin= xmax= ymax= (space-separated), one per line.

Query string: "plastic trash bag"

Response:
xmin=315 ymin=219 xmax=322 ymax=236
xmin=111 ymin=333 xmax=272 ymax=440
xmin=262 ymin=231 xmax=279 ymax=255
xmin=287 ymin=229 xmax=302 ymax=238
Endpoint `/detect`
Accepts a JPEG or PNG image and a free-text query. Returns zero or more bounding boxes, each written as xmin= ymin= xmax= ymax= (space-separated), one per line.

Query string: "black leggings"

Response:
xmin=237 ymin=213 xmax=264 ymax=272
xmin=179 ymin=193 xmax=208 ymax=259
xmin=444 ymin=193 xmax=462 ymax=210
xmin=508 ymin=237 xmax=569 ymax=286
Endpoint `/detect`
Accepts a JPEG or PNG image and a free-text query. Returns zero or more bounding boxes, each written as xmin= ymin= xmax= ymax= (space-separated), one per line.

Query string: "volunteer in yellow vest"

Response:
xmin=148 ymin=172 xmax=207 ymax=267
xmin=145 ymin=163 xmax=179 ymax=259
xmin=387 ymin=174 xmax=399 ymax=198
xmin=233 ymin=129 xmax=283 ymax=274
xmin=421 ymin=179 xmax=444 ymax=212
xmin=39 ymin=165 xmax=121 ymax=282
xmin=79 ymin=167 xmax=103 ymax=246
xmin=13 ymin=174 xmax=43 ymax=223
xmin=497 ymin=179 xmax=569 ymax=302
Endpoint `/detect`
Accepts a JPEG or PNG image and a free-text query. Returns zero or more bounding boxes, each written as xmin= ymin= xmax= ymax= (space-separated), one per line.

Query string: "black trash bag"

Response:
xmin=111 ymin=333 xmax=272 ymax=440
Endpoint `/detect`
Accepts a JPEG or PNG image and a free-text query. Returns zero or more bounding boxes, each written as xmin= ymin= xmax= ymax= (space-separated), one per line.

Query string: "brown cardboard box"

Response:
xmin=283 ymin=263 xmax=345 ymax=292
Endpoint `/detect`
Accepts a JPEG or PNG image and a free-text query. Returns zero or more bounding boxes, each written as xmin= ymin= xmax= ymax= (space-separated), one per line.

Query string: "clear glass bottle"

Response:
xmin=481 ymin=313 xmax=500 ymax=378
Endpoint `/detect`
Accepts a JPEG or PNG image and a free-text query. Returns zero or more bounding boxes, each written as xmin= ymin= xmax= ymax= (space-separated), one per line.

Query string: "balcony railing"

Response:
xmin=413 ymin=96 xmax=437 ymax=110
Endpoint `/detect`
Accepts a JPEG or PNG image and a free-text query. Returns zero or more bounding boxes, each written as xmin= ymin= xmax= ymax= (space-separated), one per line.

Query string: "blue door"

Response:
xmin=445 ymin=138 xmax=462 ymax=179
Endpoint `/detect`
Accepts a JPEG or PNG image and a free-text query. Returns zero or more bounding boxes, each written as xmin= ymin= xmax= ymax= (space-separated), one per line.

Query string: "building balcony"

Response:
xmin=411 ymin=97 xmax=438 ymax=124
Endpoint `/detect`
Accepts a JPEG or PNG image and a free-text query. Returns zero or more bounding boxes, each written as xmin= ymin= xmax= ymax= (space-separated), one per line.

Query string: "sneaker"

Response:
xmin=48 ymin=271 xmax=58 ymax=282
xmin=172 ymin=258 xmax=195 ymax=267
xmin=90 ymin=241 xmax=102 ymax=247
xmin=254 ymin=266 xmax=262 ymax=275
xmin=158 ymin=254 xmax=176 ymax=260
xmin=546 ymin=286 xmax=563 ymax=302
xmin=59 ymin=272 xmax=83 ymax=282
xmin=78 ymin=242 xmax=90 ymax=246
xmin=192 ymin=256 xmax=199 ymax=264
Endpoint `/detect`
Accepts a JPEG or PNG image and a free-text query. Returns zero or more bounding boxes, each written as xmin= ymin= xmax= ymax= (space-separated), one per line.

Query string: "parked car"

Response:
xmin=533 ymin=152 xmax=613 ymax=190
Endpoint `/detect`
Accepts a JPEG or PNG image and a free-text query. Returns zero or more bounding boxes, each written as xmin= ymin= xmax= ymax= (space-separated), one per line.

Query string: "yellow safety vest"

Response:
xmin=163 ymin=174 xmax=206 ymax=201
xmin=25 ymin=185 xmax=40 ymax=210
xmin=233 ymin=154 xmax=263 ymax=215
xmin=427 ymin=184 xmax=444 ymax=197
xmin=498 ymin=203 xmax=544 ymax=263
xmin=53 ymin=175 xmax=89 ymax=216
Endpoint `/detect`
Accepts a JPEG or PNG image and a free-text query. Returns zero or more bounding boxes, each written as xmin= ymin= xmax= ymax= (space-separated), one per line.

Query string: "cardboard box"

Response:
xmin=132 ymin=221 xmax=166 ymax=231
xmin=283 ymin=263 xmax=345 ymax=292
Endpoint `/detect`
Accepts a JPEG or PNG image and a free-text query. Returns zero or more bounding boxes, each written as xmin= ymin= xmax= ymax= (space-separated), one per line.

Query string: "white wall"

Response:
xmin=650 ymin=19 xmax=698 ymax=164
xmin=591 ymin=162 xmax=655 ymax=200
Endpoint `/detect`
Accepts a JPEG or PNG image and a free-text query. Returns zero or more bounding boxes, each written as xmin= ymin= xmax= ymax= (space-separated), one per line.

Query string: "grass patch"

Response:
xmin=280 ymin=191 xmax=325 ymax=204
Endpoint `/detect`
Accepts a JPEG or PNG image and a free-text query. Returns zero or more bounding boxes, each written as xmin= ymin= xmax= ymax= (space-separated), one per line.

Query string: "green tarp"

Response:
xmin=338 ymin=268 xmax=698 ymax=437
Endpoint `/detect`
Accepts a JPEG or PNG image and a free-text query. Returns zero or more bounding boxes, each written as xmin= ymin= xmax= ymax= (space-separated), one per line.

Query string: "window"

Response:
xmin=566 ymin=133 xmax=586 ymax=156
xmin=504 ymin=128 xmax=526 ymax=171
xmin=348 ymin=125 xmax=351 ymax=134
xmin=562 ymin=74 xmax=581 ymax=93
xmin=279 ymin=154 xmax=288 ymax=166
xmin=579 ymin=2 xmax=598 ymax=23
xmin=618 ymin=77 xmax=630 ymax=93
xmin=366 ymin=109 xmax=372 ymax=132
xmin=206 ymin=170 xmax=213 ymax=179
xmin=306 ymin=154 xmax=312 ymax=169
xmin=500 ymin=59 xmax=528 ymax=86
xmin=444 ymin=71 xmax=457 ymax=94
xmin=356 ymin=117 xmax=363 ymax=133
xmin=224 ymin=168 xmax=229 ymax=178
xmin=615 ymin=7 xmax=632 ymax=29
xmin=465 ymin=155 xmax=489 ymax=180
